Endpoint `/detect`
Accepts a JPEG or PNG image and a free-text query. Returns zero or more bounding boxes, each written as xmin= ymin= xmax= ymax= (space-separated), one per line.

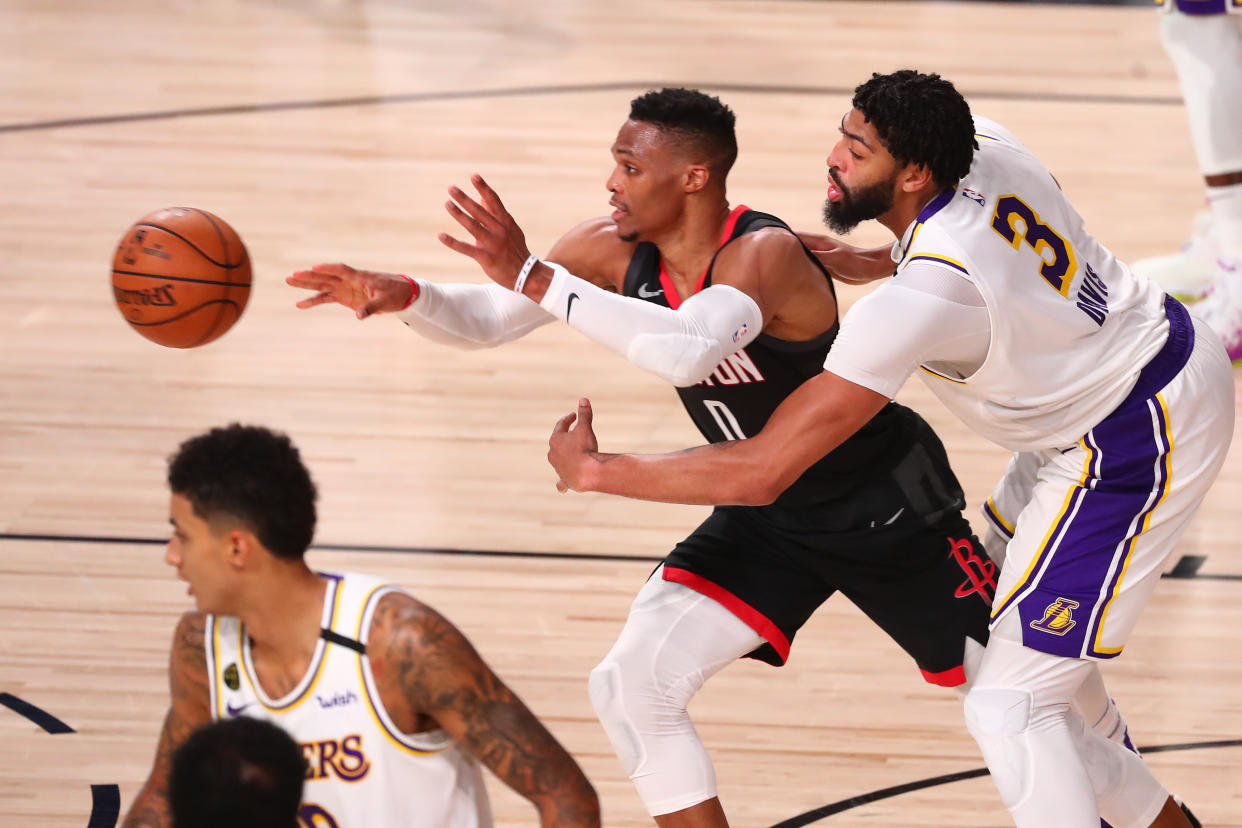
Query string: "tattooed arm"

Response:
xmin=370 ymin=592 xmax=600 ymax=828
xmin=122 ymin=611 xmax=212 ymax=828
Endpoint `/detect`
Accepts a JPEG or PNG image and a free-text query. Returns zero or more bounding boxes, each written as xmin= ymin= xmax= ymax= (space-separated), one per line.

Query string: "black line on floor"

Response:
xmin=0 ymin=81 xmax=1182 ymax=134
xmin=0 ymin=692 xmax=76 ymax=734
xmin=0 ymin=532 xmax=661 ymax=563
xmin=86 ymin=785 xmax=120 ymax=828
xmin=768 ymin=738 xmax=1242 ymax=826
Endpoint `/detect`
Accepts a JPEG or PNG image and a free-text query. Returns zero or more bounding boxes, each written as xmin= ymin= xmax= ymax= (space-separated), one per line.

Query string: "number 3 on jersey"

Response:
xmin=990 ymin=194 xmax=1078 ymax=296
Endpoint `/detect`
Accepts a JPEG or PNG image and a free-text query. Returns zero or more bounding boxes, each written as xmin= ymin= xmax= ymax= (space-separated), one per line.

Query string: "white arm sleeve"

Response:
xmin=538 ymin=263 xmax=763 ymax=386
xmin=822 ymin=262 xmax=991 ymax=398
xmin=395 ymin=279 xmax=554 ymax=350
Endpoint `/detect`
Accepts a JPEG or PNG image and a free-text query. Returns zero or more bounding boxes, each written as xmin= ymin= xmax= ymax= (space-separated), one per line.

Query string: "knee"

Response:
xmin=963 ymin=686 xmax=1033 ymax=738
xmin=963 ymin=687 xmax=1034 ymax=808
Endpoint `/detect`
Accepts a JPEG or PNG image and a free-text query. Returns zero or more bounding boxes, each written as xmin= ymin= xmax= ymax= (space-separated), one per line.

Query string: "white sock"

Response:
xmin=1208 ymin=181 xmax=1242 ymax=261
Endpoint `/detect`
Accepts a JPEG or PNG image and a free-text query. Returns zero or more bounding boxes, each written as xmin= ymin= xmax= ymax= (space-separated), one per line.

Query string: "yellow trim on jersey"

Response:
xmin=993 ymin=438 xmax=1092 ymax=619
xmin=355 ymin=584 xmax=442 ymax=757
xmin=210 ymin=616 xmax=225 ymax=720
xmin=246 ymin=577 xmax=343 ymax=713
xmin=907 ymin=253 xmax=970 ymax=274
xmin=1090 ymin=394 xmax=1175 ymax=656
xmin=919 ymin=365 xmax=968 ymax=385
xmin=975 ymin=133 xmax=998 ymax=141
xmin=985 ymin=497 xmax=1016 ymax=534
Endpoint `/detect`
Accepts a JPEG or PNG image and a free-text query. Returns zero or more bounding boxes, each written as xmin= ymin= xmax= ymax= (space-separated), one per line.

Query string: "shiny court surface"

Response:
xmin=1 ymin=1 xmax=1239 ymax=825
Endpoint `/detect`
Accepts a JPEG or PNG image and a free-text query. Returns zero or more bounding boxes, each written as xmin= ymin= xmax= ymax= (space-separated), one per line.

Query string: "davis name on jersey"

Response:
xmin=897 ymin=116 xmax=1170 ymax=451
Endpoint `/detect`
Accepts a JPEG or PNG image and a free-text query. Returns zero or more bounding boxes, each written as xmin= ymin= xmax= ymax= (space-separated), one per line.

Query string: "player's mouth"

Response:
xmin=610 ymin=200 xmax=628 ymax=222
xmin=827 ymin=171 xmax=844 ymax=203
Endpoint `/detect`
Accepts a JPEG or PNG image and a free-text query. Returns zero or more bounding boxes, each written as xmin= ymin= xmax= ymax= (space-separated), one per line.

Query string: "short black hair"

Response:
xmin=629 ymin=87 xmax=738 ymax=178
xmin=851 ymin=70 xmax=977 ymax=189
xmin=168 ymin=423 xmax=317 ymax=561
xmin=170 ymin=717 xmax=306 ymax=828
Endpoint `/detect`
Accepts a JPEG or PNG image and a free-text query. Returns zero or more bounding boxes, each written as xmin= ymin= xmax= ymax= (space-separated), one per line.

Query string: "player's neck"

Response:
xmin=879 ymin=187 xmax=939 ymax=240
xmin=239 ymin=563 xmax=326 ymax=667
xmin=654 ymin=198 xmax=732 ymax=286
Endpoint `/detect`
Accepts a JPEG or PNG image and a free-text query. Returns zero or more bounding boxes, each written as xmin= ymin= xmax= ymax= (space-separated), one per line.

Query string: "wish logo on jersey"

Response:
xmin=1029 ymin=597 xmax=1080 ymax=635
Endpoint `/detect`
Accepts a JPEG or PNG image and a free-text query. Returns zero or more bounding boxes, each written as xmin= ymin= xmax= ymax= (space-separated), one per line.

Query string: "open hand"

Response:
xmin=287 ymin=263 xmax=415 ymax=319
xmin=438 ymin=174 xmax=533 ymax=290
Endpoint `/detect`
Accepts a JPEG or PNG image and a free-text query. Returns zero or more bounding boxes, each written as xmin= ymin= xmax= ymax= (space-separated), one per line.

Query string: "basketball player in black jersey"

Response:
xmin=287 ymin=88 xmax=995 ymax=828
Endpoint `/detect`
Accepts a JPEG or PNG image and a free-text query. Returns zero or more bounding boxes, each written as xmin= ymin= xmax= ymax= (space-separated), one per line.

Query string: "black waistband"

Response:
xmin=1114 ymin=294 xmax=1194 ymax=411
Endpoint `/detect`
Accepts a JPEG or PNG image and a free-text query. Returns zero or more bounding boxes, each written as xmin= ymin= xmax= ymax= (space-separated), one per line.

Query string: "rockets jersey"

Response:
xmin=624 ymin=205 xmax=921 ymax=508
xmin=205 ymin=572 xmax=492 ymax=828
xmin=895 ymin=117 xmax=1170 ymax=451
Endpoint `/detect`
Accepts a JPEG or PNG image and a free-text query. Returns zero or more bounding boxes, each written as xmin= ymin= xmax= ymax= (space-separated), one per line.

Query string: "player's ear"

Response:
xmin=899 ymin=162 xmax=934 ymax=194
xmin=683 ymin=163 xmax=711 ymax=194
xmin=227 ymin=529 xmax=256 ymax=569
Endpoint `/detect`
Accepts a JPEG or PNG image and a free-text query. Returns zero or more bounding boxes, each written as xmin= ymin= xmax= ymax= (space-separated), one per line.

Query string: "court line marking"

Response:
xmin=3 ymin=534 xmax=1238 ymax=579
xmin=0 ymin=81 xmax=1183 ymax=134
xmin=767 ymin=738 xmax=1242 ymax=827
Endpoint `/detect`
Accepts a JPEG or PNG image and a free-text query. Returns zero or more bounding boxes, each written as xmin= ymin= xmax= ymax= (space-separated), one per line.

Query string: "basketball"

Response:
xmin=111 ymin=207 xmax=252 ymax=348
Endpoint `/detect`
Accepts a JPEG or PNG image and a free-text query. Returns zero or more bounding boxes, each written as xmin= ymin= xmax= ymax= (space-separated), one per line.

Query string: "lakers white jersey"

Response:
xmin=205 ymin=572 xmax=493 ymax=828
xmin=898 ymin=117 xmax=1170 ymax=451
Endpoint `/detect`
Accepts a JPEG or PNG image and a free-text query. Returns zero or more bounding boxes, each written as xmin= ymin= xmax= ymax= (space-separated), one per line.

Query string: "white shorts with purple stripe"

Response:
xmin=982 ymin=299 xmax=1234 ymax=660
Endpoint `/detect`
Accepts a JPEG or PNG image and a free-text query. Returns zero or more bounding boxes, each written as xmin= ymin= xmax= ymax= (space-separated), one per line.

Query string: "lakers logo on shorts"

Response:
xmin=223 ymin=663 xmax=240 ymax=691
xmin=1030 ymin=597 xmax=1079 ymax=635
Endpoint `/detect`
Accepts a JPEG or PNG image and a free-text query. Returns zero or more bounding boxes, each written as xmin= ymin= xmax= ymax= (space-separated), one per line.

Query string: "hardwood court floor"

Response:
xmin=1 ymin=1 xmax=1239 ymax=825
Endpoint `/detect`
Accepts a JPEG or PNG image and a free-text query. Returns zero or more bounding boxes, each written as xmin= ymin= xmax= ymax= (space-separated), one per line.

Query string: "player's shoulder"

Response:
xmin=173 ymin=610 xmax=208 ymax=653
xmin=553 ymin=217 xmax=634 ymax=259
xmin=366 ymin=589 xmax=457 ymax=653
xmin=548 ymin=217 xmax=634 ymax=287
xmin=717 ymin=223 xmax=812 ymax=279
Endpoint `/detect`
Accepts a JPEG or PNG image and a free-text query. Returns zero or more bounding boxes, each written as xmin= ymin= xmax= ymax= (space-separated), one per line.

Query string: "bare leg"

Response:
xmin=654 ymin=798 xmax=730 ymax=828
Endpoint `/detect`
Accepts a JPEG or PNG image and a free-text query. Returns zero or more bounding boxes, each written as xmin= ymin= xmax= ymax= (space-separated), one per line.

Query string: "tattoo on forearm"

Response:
xmin=372 ymin=595 xmax=598 ymax=825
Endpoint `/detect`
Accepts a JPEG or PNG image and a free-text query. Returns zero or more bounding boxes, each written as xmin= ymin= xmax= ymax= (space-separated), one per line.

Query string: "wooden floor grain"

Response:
xmin=1 ymin=1 xmax=1238 ymax=825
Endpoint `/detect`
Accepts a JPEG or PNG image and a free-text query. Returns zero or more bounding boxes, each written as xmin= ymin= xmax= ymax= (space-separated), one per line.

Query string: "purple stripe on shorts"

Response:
xmin=1018 ymin=394 xmax=1169 ymax=658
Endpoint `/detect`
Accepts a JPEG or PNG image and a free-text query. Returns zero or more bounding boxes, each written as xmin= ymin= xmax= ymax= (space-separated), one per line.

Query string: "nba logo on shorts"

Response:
xmin=1030 ymin=597 xmax=1079 ymax=635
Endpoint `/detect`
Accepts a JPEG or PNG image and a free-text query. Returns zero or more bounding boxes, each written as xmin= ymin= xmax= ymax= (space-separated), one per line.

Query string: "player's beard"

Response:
xmin=822 ymin=169 xmax=898 ymax=234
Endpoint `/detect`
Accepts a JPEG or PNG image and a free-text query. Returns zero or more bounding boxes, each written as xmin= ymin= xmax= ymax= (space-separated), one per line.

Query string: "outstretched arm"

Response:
xmin=122 ymin=612 xmax=212 ymax=828
xmin=370 ymin=593 xmax=600 ymax=828
xmin=795 ymin=232 xmax=896 ymax=285
xmin=548 ymin=371 xmax=890 ymax=506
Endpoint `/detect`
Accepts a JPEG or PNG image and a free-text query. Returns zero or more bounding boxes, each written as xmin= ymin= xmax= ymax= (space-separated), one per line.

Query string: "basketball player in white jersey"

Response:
xmin=289 ymin=88 xmax=1004 ymax=828
xmin=544 ymin=71 xmax=1233 ymax=827
xmin=1132 ymin=0 xmax=1242 ymax=352
xmin=122 ymin=424 xmax=599 ymax=828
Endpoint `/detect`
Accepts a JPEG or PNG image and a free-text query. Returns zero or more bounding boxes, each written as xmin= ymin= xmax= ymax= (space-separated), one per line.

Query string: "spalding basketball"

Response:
xmin=111 ymin=207 xmax=252 ymax=348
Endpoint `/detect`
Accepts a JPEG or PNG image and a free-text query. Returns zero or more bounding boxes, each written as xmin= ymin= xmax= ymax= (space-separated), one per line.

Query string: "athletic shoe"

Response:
xmin=1189 ymin=258 xmax=1242 ymax=361
xmin=1132 ymin=212 xmax=1220 ymax=302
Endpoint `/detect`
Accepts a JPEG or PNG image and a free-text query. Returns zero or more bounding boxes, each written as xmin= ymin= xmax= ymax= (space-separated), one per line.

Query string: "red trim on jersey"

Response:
xmin=662 ymin=564 xmax=791 ymax=664
xmin=658 ymin=205 xmax=749 ymax=310
xmin=920 ymin=664 xmax=967 ymax=688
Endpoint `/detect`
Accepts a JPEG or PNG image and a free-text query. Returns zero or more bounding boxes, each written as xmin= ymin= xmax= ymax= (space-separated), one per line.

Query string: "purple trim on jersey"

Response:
xmin=917 ymin=188 xmax=956 ymax=225
xmin=908 ymin=254 xmax=969 ymax=276
xmin=1113 ymin=296 xmax=1193 ymax=410
xmin=982 ymin=499 xmax=1014 ymax=540
xmin=1172 ymin=0 xmax=1226 ymax=14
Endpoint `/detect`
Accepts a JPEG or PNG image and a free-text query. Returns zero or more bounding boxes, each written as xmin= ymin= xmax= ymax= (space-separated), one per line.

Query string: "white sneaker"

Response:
xmin=1131 ymin=212 xmax=1219 ymax=302
xmin=1189 ymin=258 xmax=1242 ymax=361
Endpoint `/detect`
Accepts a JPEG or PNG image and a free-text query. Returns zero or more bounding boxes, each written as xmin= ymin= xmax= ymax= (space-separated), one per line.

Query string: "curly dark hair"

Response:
xmin=629 ymin=87 xmax=738 ymax=178
xmin=170 ymin=717 xmax=305 ymax=828
xmin=852 ymin=70 xmax=977 ymax=189
xmin=168 ymin=423 xmax=317 ymax=561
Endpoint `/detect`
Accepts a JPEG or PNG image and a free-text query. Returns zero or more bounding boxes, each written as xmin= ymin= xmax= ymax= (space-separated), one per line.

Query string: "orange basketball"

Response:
xmin=111 ymin=207 xmax=252 ymax=348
